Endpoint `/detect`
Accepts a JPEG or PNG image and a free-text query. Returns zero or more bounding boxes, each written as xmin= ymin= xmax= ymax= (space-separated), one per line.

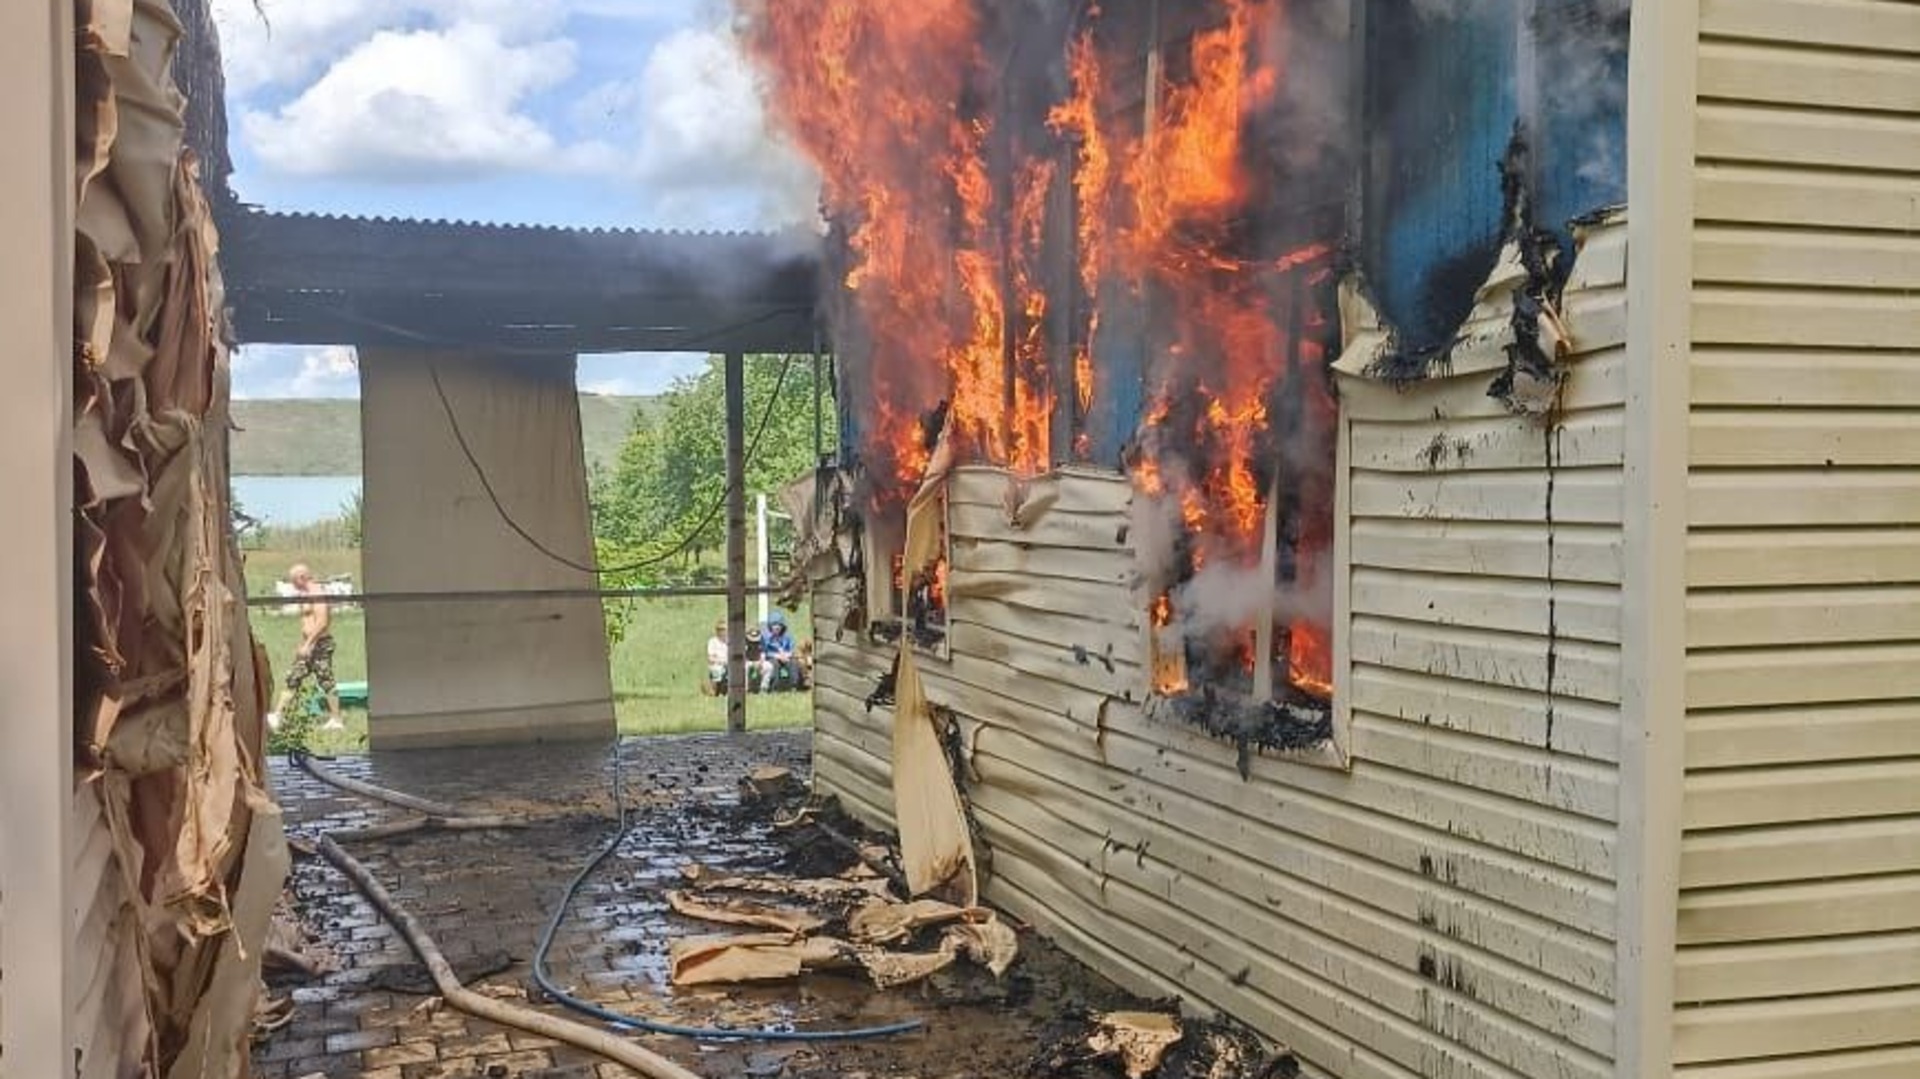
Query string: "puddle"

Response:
xmin=256 ymin=733 xmax=1197 ymax=1079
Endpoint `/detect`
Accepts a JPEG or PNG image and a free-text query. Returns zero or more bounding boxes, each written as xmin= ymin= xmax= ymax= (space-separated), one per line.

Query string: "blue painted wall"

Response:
xmin=1085 ymin=287 xmax=1149 ymax=467
xmin=1361 ymin=0 xmax=1629 ymax=361
xmin=1363 ymin=0 xmax=1524 ymax=361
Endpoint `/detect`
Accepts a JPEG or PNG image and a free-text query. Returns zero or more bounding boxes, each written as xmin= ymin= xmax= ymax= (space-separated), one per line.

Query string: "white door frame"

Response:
xmin=0 ymin=1 xmax=76 ymax=1073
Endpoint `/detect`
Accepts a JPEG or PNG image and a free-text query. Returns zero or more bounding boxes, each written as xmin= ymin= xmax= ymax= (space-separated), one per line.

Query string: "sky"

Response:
xmin=212 ymin=0 xmax=817 ymax=399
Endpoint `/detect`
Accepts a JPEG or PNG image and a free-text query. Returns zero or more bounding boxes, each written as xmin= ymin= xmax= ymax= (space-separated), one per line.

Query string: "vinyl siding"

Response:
xmin=1676 ymin=0 xmax=1920 ymax=1072
xmin=70 ymin=783 xmax=150 ymax=1079
xmin=5 ymin=788 xmax=146 ymax=1078
xmin=812 ymin=220 xmax=1628 ymax=1079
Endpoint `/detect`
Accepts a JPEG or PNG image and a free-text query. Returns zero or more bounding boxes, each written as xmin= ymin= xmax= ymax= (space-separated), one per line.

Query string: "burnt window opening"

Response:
xmin=1139 ymin=250 xmax=1340 ymax=765
xmin=861 ymin=498 xmax=952 ymax=657
xmin=1108 ymin=0 xmax=1344 ymax=765
xmin=1355 ymin=0 xmax=1629 ymax=377
xmin=893 ymin=497 xmax=951 ymax=654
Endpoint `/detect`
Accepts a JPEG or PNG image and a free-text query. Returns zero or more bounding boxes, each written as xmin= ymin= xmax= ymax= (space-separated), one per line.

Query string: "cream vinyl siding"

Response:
xmin=5 ymin=792 xmax=146 ymax=1077
xmin=812 ymin=221 xmax=1628 ymax=1079
xmin=1675 ymin=0 xmax=1920 ymax=1073
xmin=71 ymin=784 xmax=149 ymax=1079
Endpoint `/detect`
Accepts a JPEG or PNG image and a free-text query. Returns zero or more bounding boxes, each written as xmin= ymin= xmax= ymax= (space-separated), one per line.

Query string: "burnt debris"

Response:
xmin=1487 ymin=130 xmax=1570 ymax=420
xmin=1151 ymin=688 xmax=1333 ymax=780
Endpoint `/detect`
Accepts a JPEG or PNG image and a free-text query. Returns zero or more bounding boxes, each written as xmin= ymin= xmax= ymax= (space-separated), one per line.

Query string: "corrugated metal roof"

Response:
xmin=226 ymin=204 xmax=819 ymax=241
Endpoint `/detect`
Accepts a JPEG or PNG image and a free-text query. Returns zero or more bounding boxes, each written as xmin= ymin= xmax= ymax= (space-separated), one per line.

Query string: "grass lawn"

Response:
xmin=244 ymin=548 xmax=812 ymax=755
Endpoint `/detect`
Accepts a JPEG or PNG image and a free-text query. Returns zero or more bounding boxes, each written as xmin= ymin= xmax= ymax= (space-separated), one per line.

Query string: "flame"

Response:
xmin=1289 ymin=621 xmax=1332 ymax=700
xmin=745 ymin=0 xmax=1057 ymax=497
xmin=1120 ymin=0 xmax=1288 ymax=576
xmin=1124 ymin=0 xmax=1277 ymax=268
xmin=1009 ymin=158 xmax=1058 ymax=475
xmin=746 ymin=0 xmax=1339 ymax=705
xmin=1149 ymin=591 xmax=1189 ymax=695
xmin=1050 ymin=30 xmax=1111 ymax=449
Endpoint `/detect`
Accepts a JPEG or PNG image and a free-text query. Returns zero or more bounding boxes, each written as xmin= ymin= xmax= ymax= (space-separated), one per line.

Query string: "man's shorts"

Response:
xmin=285 ymin=633 xmax=338 ymax=693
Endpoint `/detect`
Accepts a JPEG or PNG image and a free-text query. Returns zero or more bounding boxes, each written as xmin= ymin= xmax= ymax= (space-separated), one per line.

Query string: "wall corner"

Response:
xmin=1617 ymin=1 xmax=1698 ymax=1076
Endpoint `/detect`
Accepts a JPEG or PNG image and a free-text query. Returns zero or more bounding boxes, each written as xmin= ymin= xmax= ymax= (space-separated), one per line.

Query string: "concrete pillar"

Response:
xmin=359 ymin=348 xmax=615 ymax=749
xmin=0 ymin=0 xmax=75 ymax=1069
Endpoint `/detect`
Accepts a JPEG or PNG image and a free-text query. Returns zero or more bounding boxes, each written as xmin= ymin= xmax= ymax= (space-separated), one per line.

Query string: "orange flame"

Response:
xmin=1289 ymin=621 xmax=1332 ymax=700
xmin=1149 ymin=590 xmax=1189 ymax=695
xmin=748 ymin=0 xmax=1338 ymax=703
xmin=746 ymin=0 xmax=1058 ymax=495
xmin=1120 ymin=0 xmax=1288 ymax=576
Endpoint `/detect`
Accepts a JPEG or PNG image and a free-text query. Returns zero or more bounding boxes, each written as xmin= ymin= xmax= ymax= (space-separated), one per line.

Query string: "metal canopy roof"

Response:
xmin=219 ymin=208 xmax=824 ymax=355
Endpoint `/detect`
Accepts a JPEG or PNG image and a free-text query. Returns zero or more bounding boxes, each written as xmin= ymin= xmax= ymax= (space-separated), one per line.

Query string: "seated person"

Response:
xmin=760 ymin=613 xmax=799 ymax=691
xmin=705 ymin=621 xmax=728 ymax=694
xmin=744 ymin=624 xmax=764 ymax=691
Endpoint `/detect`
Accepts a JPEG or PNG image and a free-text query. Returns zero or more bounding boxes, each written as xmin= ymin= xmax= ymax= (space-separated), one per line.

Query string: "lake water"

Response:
xmin=232 ymin=475 xmax=361 ymax=526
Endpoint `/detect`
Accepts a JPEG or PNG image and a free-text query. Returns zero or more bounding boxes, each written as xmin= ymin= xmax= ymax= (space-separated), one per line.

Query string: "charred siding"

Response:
xmin=1676 ymin=1 xmax=1920 ymax=1073
xmin=813 ymin=222 xmax=1627 ymax=1079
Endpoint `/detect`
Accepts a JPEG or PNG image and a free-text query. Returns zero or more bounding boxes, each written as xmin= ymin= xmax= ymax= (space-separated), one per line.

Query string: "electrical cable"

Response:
xmin=427 ymin=351 xmax=798 ymax=577
xmin=528 ymin=740 xmax=926 ymax=1044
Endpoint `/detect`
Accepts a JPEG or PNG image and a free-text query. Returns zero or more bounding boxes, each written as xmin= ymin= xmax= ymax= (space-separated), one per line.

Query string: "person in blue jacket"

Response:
xmin=760 ymin=612 xmax=798 ymax=691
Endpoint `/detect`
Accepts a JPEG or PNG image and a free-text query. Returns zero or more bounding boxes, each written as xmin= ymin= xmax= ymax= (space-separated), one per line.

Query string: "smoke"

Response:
xmin=1148 ymin=522 xmax=1332 ymax=675
xmin=1406 ymin=0 xmax=1472 ymax=22
xmin=1533 ymin=0 xmax=1631 ymax=199
xmin=1128 ymin=485 xmax=1183 ymax=594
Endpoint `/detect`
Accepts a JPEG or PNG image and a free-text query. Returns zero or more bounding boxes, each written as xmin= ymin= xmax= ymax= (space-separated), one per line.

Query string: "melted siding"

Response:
xmin=70 ymin=783 xmax=149 ymax=1079
xmin=812 ymin=221 xmax=1627 ymax=1078
xmin=1677 ymin=2 xmax=1920 ymax=1071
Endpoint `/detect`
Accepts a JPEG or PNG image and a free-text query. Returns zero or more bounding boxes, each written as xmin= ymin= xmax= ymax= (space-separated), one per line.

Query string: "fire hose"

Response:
xmin=292 ymin=748 xmax=925 ymax=1047
xmin=526 ymin=738 xmax=926 ymax=1042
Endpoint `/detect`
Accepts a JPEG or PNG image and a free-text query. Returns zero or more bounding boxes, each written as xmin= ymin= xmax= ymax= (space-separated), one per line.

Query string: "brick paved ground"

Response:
xmin=253 ymin=732 xmax=1133 ymax=1079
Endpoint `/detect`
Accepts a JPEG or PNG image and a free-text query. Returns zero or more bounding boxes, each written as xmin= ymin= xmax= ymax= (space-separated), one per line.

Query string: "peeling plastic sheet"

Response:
xmin=66 ymin=0 xmax=285 ymax=1073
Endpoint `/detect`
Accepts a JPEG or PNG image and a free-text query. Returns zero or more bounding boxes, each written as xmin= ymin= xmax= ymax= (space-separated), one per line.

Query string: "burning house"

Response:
xmin=741 ymin=1 xmax=1920 ymax=1077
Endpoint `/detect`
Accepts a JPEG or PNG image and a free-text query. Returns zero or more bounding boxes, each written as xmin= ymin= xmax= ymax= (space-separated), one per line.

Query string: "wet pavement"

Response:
xmin=254 ymin=732 xmax=1139 ymax=1079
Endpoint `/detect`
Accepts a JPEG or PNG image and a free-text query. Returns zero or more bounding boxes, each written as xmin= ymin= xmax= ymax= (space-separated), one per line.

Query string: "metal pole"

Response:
xmin=725 ymin=351 xmax=748 ymax=733
xmin=756 ymin=492 xmax=771 ymax=627
xmin=811 ymin=326 xmax=825 ymax=464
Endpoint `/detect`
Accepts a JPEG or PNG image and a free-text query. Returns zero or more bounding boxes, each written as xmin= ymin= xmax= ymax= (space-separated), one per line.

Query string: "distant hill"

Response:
xmin=231 ymin=395 xmax=656 ymax=476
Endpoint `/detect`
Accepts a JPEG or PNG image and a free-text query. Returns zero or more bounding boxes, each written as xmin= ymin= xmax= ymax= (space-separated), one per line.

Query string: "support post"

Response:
xmin=0 ymin=0 xmax=75 ymax=1071
xmin=811 ymin=326 xmax=825 ymax=464
xmin=725 ymin=351 xmax=748 ymax=733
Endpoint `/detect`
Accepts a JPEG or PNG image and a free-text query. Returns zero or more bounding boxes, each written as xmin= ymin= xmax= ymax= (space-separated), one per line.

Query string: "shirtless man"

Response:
xmin=269 ymin=564 xmax=344 ymax=731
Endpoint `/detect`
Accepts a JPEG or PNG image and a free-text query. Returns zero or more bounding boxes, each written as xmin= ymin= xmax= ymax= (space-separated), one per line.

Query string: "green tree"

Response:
xmin=592 ymin=353 xmax=832 ymax=584
xmin=340 ymin=489 xmax=363 ymax=549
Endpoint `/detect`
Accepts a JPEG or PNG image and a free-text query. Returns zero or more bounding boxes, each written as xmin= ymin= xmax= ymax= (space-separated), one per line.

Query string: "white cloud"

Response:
xmin=576 ymin=352 xmax=710 ymax=396
xmin=243 ymin=22 xmax=576 ymax=180
xmin=232 ymin=344 xmax=361 ymax=398
xmin=219 ymin=0 xmax=817 ymax=229
xmin=212 ymin=0 xmax=390 ymax=96
xmin=212 ymin=0 xmax=578 ymax=95
xmin=569 ymin=27 xmax=819 ymax=228
xmin=292 ymin=346 xmax=361 ymax=395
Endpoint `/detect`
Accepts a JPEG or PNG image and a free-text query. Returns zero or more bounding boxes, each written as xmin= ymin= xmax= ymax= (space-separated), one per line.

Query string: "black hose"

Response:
xmin=528 ymin=741 xmax=926 ymax=1043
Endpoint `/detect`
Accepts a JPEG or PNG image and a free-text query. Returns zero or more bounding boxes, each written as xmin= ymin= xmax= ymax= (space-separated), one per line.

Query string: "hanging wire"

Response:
xmin=426 ymin=351 xmax=797 ymax=577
